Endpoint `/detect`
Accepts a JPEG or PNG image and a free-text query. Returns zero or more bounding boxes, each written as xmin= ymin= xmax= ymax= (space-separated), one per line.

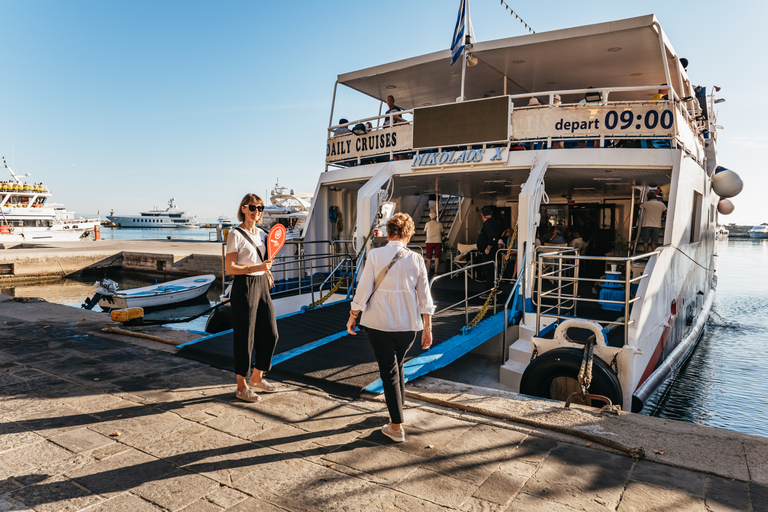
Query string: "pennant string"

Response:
xmin=498 ymin=1 xmax=535 ymax=33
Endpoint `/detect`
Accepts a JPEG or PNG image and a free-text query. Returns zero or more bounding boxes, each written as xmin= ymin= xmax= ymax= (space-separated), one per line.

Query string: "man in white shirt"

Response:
xmin=639 ymin=190 xmax=667 ymax=252
xmin=424 ymin=212 xmax=443 ymax=274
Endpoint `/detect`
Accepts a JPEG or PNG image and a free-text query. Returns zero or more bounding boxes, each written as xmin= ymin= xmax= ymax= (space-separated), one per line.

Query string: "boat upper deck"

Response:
xmin=325 ymin=15 xmax=714 ymax=171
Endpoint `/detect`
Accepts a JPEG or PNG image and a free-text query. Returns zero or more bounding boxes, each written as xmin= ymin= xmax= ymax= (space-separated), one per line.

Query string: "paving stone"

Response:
xmin=14 ymin=454 xmax=93 ymax=486
xmin=0 ymin=479 xmax=22 ymax=497
xmin=9 ymin=475 xmax=102 ymax=512
xmin=751 ymin=482 xmax=768 ymax=512
xmin=322 ymin=439 xmax=422 ymax=486
xmin=293 ymin=403 xmax=382 ymax=434
xmin=179 ymin=499 xmax=224 ymax=512
xmin=247 ymin=391 xmax=340 ymax=424
xmin=204 ymin=486 xmax=248 ymax=508
xmin=498 ymin=434 xmax=557 ymax=468
xmin=420 ymin=424 xmax=526 ymax=485
xmin=745 ymin=440 xmax=768 ymax=485
xmin=521 ymin=442 xmax=632 ymax=511
xmin=49 ymin=428 xmax=114 ymax=454
xmin=134 ymin=469 xmax=219 ymax=511
xmin=66 ymin=448 xmax=177 ymax=498
xmin=90 ymin=443 xmax=132 ymax=461
xmin=506 ymin=492 xmax=585 ymax=511
xmin=0 ymin=496 xmax=33 ymax=512
xmin=176 ymin=424 xmax=249 ymax=450
xmin=395 ymin=467 xmax=477 ymax=509
xmin=85 ymin=492 xmax=164 ymax=511
xmin=631 ymin=459 xmax=706 ymax=495
xmin=0 ymin=422 xmax=47 ymax=454
xmin=618 ymin=480 xmax=707 ymax=511
xmin=0 ymin=441 xmax=73 ymax=480
xmin=459 ymin=496 xmax=508 ymax=512
xmin=203 ymin=409 xmax=281 ymax=441
xmin=705 ymin=475 xmax=750 ymax=512
xmin=186 ymin=442 xmax=287 ymax=487
xmin=89 ymin=410 xmax=194 ymax=448
xmin=268 ymin=459 xmax=391 ymax=511
xmin=62 ymin=394 xmax=138 ymax=418
xmin=472 ymin=464 xmax=535 ymax=505
xmin=226 ymin=497 xmax=285 ymax=512
xmin=248 ymin=423 xmax=319 ymax=453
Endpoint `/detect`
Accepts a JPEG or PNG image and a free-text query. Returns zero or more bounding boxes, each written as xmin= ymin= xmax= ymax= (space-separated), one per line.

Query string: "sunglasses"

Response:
xmin=245 ymin=204 xmax=264 ymax=212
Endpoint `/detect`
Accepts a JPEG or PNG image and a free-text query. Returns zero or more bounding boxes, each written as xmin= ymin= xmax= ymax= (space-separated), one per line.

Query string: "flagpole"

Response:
xmin=459 ymin=45 xmax=467 ymax=102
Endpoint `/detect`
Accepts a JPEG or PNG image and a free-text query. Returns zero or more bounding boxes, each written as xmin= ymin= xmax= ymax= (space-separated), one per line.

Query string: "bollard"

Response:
xmin=94 ymin=224 xmax=101 ymax=241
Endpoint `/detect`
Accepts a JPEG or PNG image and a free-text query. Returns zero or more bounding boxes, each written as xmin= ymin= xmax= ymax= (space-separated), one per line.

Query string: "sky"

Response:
xmin=1 ymin=0 xmax=765 ymax=224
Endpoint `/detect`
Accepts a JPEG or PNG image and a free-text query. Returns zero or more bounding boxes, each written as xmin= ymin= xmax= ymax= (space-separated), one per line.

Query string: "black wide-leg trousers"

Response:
xmin=365 ymin=327 xmax=417 ymax=424
xmin=231 ymin=274 xmax=279 ymax=378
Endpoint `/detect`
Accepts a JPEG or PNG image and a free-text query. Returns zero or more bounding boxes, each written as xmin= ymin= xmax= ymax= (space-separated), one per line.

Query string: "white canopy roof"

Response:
xmin=337 ymin=15 xmax=685 ymax=108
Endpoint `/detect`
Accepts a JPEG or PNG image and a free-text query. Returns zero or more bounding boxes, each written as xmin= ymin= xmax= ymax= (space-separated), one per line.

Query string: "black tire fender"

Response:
xmin=204 ymin=304 xmax=233 ymax=334
xmin=520 ymin=347 xmax=622 ymax=408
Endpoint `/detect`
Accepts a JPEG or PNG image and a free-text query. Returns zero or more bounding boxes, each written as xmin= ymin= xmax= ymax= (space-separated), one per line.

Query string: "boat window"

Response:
xmin=690 ymin=191 xmax=702 ymax=243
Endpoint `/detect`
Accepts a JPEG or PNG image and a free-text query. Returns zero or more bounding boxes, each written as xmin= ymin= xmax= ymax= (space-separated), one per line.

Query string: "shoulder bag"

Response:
xmin=233 ymin=226 xmax=274 ymax=288
xmin=353 ymin=247 xmax=406 ymax=328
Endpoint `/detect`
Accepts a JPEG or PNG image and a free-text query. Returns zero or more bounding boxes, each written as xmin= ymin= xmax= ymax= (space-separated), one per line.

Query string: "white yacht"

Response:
xmin=748 ymin=225 xmax=768 ymax=239
xmin=0 ymin=157 xmax=100 ymax=243
xmin=107 ymin=198 xmax=199 ymax=228
xmin=259 ymin=179 xmax=312 ymax=239
xmin=297 ymin=14 xmax=740 ymax=412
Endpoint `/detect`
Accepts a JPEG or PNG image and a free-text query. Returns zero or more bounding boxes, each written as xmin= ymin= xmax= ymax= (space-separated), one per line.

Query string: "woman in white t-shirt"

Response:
xmin=225 ymin=193 xmax=279 ymax=403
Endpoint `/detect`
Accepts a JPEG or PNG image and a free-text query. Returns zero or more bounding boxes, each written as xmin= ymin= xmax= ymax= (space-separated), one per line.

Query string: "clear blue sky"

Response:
xmin=1 ymin=1 xmax=764 ymax=224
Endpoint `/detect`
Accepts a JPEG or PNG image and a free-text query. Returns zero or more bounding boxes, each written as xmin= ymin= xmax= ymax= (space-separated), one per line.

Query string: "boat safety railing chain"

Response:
xmin=466 ymin=224 xmax=518 ymax=331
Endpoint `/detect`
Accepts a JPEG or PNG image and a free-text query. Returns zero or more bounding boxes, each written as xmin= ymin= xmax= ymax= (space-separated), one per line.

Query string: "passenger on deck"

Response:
xmin=384 ymin=95 xmax=405 ymax=125
xmin=651 ymin=85 xmax=669 ymax=101
xmin=528 ymin=97 xmax=541 ymax=106
xmin=347 ymin=213 xmax=435 ymax=443
xmin=476 ymin=205 xmax=502 ymax=290
xmin=226 ymin=193 xmax=279 ymax=403
xmin=639 ymin=190 xmax=667 ymax=252
xmin=569 ymin=230 xmax=588 ymax=253
xmin=333 ymin=118 xmax=351 ymax=136
xmin=365 ymin=122 xmax=373 ymax=132
xmin=547 ymin=226 xmax=566 ymax=245
xmin=552 ymin=94 xmax=562 ymax=105
xmin=424 ymin=212 xmax=443 ymax=275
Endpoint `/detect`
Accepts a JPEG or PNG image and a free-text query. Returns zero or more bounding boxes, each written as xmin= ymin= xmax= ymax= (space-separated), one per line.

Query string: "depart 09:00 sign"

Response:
xmin=604 ymin=109 xmax=674 ymax=131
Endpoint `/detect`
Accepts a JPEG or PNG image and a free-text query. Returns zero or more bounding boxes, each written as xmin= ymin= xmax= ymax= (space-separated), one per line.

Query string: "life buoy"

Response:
xmin=520 ymin=347 xmax=622 ymax=408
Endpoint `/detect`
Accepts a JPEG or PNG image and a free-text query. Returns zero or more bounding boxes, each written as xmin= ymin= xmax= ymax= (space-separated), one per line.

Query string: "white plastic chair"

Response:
xmin=451 ymin=243 xmax=478 ymax=278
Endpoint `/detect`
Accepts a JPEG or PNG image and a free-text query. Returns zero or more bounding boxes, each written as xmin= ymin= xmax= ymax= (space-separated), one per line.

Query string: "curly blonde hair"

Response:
xmin=236 ymin=193 xmax=264 ymax=222
xmin=386 ymin=212 xmax=415 ymax=240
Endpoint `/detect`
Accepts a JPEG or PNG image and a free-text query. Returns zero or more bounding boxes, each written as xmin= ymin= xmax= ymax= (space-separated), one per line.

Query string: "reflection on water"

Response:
xmin=653 ymin=238 xmax=768 ymax=438
xmin=1 ymin=270 xmax=224 ymax=333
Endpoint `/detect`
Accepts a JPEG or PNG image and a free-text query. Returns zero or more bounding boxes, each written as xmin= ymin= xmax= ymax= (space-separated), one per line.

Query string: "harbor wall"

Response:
xmin=0 ymin=240 xmax=224 ymax=284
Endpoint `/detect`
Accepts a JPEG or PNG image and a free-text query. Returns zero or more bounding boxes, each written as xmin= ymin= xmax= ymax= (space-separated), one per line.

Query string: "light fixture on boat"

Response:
xmin=386 ymin=85 xmax=396 ymax=90
xmin=466 ymin=53 xmax=478 ymax=67
xmin=714 ymin=98 xmax=726 ymax=104
xmin=607 ymin=47 xmax=622 ymax=52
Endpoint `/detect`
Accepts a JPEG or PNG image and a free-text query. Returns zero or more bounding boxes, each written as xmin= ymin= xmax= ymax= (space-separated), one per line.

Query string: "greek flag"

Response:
xmin=450 ymin=0 xmax=474 ymax=66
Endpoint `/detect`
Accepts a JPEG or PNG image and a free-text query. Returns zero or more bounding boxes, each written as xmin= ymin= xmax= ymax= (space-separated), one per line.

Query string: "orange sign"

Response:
xmin=267 ymin=224 xmax=286 ymax=260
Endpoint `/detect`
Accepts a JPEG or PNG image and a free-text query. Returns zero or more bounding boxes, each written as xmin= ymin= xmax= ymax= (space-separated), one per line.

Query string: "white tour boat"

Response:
xmin=84 ymin=274 xmax=216 ymax=311
xmin=107 ymin=198 xmax=199 ymax=228
xmin=0 ymin=157 xmax=100 ymax=243
xmin=748 ymin=225 xmax=768 ymax=239
xmin=293 ymin=14 xmax=742 ymax=412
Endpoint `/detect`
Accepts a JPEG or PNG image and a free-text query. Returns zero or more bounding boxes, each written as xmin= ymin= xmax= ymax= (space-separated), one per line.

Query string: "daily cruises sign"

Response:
xmin=326 ymin=125 xmax=413 ymax=164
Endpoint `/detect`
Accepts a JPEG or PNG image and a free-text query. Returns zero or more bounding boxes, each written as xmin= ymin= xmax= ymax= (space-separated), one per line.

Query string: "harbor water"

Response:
xmin=3 ymin=232 xmax=767 ymax=439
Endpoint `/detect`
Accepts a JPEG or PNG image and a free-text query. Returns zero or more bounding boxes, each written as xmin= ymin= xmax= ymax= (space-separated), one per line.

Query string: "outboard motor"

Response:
xmin=81 ymin=278 xmax=118 ymax=310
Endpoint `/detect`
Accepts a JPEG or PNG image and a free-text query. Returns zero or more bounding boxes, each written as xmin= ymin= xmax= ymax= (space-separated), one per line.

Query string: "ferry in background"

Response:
xmin=106 ymin=198 xmax=199 ymax=228
xmin=259 ymin=179 xmax=312 ymax=240
xmin=0 ymin=157 xmax=100 ymax=243
xmin=294 ymin=14 xmax=742 ymax=412
xmin=748 ymin=225 xmax=768 ymax=239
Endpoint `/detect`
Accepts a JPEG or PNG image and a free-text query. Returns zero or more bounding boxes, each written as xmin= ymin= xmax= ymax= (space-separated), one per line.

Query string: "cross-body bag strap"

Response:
xmin=366 ymin=248 xmax=407 ymax=306
xmin=234 ymin=226 xmax=266 ymax=264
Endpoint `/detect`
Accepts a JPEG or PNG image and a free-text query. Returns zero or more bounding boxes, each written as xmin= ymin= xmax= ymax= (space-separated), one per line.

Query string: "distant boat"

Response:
xmin=260 ymin=179 xmax=312 ymax=239
xmin=83 ymin=275 xmax=215 ymax=311
xmin=715 ymin=225 xmax=729 ymax=238
xmin=748 ymin=225 xmax=768 ymax=239
xmin=106 ymin=198 xmax=199 ymax=228
xmin=1 ymin=156 xmax=100 ymax=243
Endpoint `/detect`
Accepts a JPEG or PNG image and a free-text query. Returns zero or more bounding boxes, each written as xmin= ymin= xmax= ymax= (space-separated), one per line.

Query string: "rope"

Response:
xmin=466 ymin=224 xmax=518 ymax=330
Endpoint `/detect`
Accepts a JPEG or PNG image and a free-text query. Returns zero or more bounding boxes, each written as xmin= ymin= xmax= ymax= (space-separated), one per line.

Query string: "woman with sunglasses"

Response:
xmin=225 ymin=193 xmax=279 ymax=402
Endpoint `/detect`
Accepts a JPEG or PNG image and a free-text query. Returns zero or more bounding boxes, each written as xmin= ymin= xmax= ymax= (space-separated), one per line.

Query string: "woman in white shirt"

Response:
xmin=346 ymin=213 xmax=435 ymax=442
xmin=225 ymin=193 xmax=279 ymax=403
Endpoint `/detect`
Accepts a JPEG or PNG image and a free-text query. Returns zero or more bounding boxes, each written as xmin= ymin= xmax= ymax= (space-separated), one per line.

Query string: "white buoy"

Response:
xmin=717 ymin=199 xmax=735 ymax=215
xmin=712 ymin=167 xmax=743 ymax=198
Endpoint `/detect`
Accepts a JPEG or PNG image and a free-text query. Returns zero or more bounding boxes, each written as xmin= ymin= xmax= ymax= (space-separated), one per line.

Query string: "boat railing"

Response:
xmin=534 ymin=251 xmax=659 ymax=347
xmin=326 ymin=84 xmax=705 ymax=167
xmin=313 ymin=256 xmax=356 ymax=304
xmin=428 ymin=260 xmax=497 ymax=325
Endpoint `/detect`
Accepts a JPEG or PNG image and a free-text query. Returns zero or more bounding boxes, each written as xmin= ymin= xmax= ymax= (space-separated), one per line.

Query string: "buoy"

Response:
xmin=717 ymin=198 xmax=735 ymax=215
xmin=712 ymin=167 xmax=743 ymax=198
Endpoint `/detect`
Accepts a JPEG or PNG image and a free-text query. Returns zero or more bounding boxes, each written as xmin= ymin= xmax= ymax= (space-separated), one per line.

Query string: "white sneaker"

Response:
xmin=235 ymin=387 xmax=261 ymax=402
xmin=381 ymin=423 xmax=405 ymax=443
xmin=250 ymin=379 xmax=277 ymax=393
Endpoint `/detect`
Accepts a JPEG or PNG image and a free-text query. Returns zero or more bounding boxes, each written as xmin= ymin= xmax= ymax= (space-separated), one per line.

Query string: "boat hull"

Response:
xmin=97 ymin=275 xmax=215 ymax=310
xmin=0 ymin=222 xmax=99 ymax=243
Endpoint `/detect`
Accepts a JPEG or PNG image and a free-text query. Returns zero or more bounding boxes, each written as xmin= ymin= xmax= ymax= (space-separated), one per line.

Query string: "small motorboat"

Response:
xmin=748 ymin=225 xmax=768 ymax=239
xmin=82 ymin=275 xmax=216 ymax=311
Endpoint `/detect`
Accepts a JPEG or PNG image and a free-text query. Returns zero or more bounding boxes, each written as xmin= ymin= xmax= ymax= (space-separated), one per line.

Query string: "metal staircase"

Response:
xmin=410 ymin=195 xmax=461 ymax=252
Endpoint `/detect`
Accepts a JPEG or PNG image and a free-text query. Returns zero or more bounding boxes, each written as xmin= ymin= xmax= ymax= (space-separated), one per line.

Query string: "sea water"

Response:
xmin=651 ymin=237 xmax=768 ymax=438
